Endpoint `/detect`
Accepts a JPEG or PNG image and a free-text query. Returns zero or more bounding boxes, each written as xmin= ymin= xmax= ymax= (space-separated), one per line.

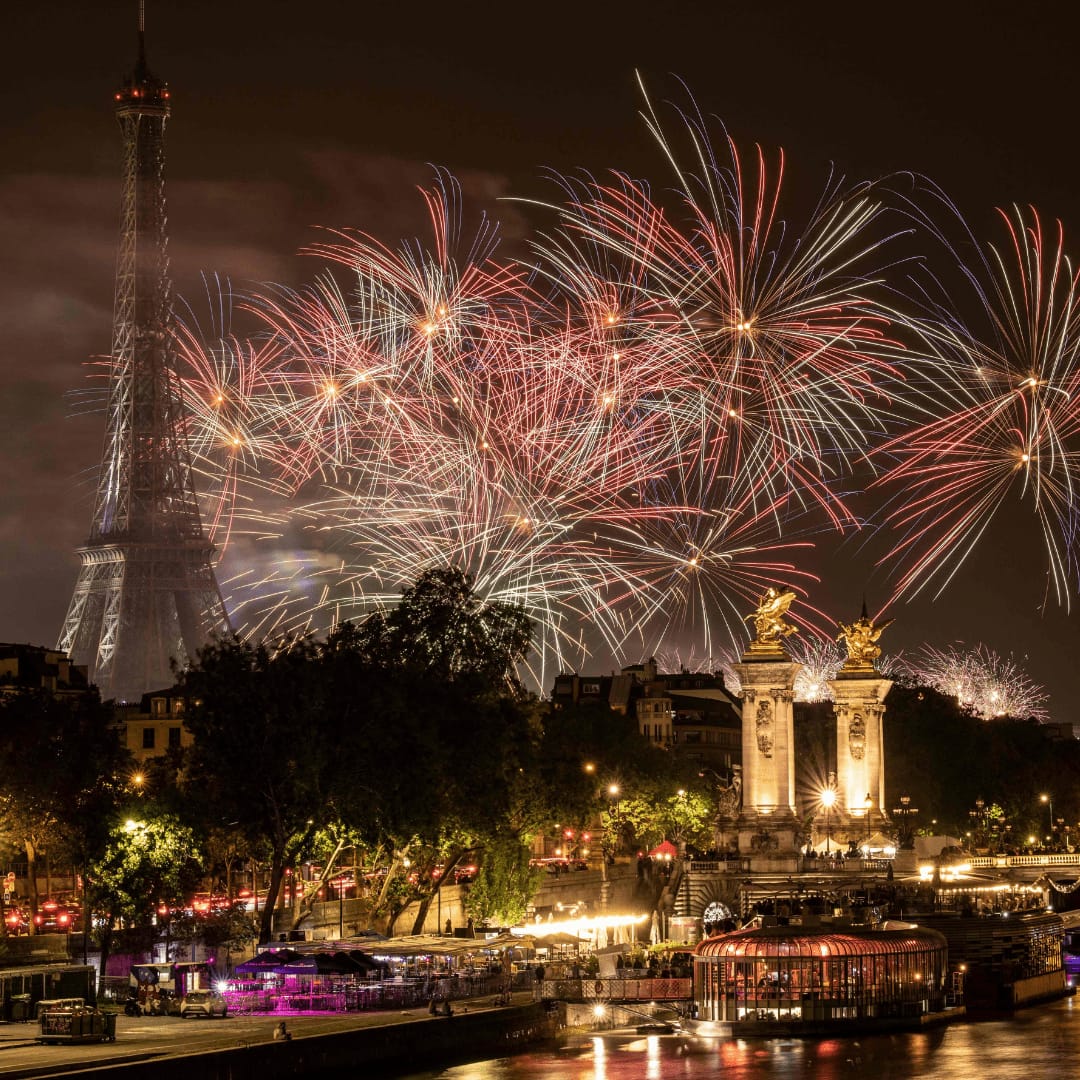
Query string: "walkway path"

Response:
xmin=0 ymin=992 xmax=537 ymax=1079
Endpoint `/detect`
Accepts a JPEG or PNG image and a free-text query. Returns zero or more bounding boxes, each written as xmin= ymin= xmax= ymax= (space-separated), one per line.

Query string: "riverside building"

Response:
xmin=693 ymin=919 xmax=949 ymax=1026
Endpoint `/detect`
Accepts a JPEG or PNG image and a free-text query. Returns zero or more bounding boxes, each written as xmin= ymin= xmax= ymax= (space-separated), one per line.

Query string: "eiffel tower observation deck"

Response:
xmin=58 ymin=6 xmax=231 ymax=701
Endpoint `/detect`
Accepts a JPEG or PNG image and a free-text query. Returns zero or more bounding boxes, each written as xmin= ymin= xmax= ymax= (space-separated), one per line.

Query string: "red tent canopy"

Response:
xmin=649 ymin=840 xmax=678 ymax=858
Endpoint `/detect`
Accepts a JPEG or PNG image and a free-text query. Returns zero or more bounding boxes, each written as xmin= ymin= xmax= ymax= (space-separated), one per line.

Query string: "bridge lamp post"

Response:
xmin=1040 ymin=794 xmax=1054 ymax=847
xmin=607 ymin=784 xmax=621 ymax=860
xmin=968 ymin=798 xmax=986 ymax=850
xmin=892 ymin=794 xmax=917 ymax=850
xmin=820 ymin=787 xmax=836 ymax=854
xmin=599 ymin=783 xmax=620 ymax=916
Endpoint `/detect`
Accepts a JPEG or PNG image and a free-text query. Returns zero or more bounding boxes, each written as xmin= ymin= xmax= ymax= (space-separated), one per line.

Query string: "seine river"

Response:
xmin=400 ymin=997 xmax=1079 ymax=1079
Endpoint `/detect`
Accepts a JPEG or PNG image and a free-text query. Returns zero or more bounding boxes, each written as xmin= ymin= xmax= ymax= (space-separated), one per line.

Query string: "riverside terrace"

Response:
xmin=206 ymin=916 xmax=666 ymax=1018
xmin=220 ymin=935 xmax=527 ymax=1014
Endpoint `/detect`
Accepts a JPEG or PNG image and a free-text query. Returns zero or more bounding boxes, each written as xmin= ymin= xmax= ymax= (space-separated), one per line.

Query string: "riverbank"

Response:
xmin=0 ymin=994 xmax=562 ymax=1080
xmin=418 ymin=998 xmax=1080 ymax=1080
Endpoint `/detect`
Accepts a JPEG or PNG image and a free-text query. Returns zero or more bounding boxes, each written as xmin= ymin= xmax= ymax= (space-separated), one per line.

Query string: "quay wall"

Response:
xmin=49 ymin=1003 xmax=562 ymax=1080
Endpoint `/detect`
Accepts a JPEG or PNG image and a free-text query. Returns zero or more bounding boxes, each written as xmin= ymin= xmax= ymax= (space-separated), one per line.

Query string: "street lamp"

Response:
xmin=892 ymin=794 xmax=918 ymax=850
xmin=607 ymin=784 xmax=621 ymax=863
xmin=864 ymin=794 xmax=873 ymax=852
xmin=820 ymin=786 xmax=836 ymax=854
xmin=599 ymin=783 xmax=621 ymax=916
xmin=968 ymin=798 xmax=986 ymax=851
xmin=1040 ymin=794 xmax=1054 ymax=847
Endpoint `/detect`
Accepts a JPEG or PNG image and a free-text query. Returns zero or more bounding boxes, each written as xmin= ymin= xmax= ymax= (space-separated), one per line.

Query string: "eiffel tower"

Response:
xmin=58 ymin=7 xmax=231 ymax=701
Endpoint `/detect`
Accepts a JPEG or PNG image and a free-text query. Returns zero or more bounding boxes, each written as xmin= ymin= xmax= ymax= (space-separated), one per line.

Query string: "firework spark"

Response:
xmin=789 ymin=637 xmax=844 ymax=702
xmin=173 ymin=160 xmax=848 ymax=685
xmin=170 ymin=92 xmax=1080 ymax=688
xmin=874 ymin=203 xmax=1080 ymax=607
xmin=530 ymin=76 xmax=906 ymax=530
xmin=909 ymin=643 xmax=1050 ymax=721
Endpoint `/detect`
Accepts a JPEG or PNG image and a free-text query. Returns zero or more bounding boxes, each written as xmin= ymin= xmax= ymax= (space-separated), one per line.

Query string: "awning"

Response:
xmin=234 ymin=949 xmax=304 ymax=974
xmin=236 ymin=948 xmax=381 ymax=976
xmin=364 ymin=935 xmax=490 ymax=958
xmin=482 ymin=931 xmax=536 ymax=950
xmin=278 ymin=951 xmax=376 ymax=976
xmin=533 ymin=932 xmax=588 ymax=947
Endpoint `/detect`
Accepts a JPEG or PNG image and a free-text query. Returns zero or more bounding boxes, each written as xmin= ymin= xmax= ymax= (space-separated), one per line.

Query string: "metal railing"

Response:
xmin=541 ymin=977 xmax=692 ymax=1002
xmin=686 ymin=857 xmax=890 ymax=875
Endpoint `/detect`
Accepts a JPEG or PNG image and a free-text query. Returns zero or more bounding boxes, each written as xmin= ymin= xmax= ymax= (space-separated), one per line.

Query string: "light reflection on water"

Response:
xmin=398 ymin=996 xmax=1078 ymax=1079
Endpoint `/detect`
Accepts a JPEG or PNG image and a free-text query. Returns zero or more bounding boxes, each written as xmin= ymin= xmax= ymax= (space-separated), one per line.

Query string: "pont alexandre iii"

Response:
xmin=731 ymin=589 xmax=894 ymax=873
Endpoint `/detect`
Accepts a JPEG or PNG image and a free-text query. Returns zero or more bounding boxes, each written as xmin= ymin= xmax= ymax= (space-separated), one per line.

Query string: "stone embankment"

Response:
xmin=0 ymin=998 xmax=563 ymax=1080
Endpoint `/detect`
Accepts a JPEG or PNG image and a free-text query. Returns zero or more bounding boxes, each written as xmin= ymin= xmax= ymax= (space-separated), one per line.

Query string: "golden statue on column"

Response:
xmin=744 ymin=586 xmax=799 ymax=657
xmin=837 ymin=602 xmax=893 ymax=674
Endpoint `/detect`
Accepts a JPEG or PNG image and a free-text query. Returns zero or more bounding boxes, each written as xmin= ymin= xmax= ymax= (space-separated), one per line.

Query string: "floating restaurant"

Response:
xmin=691 ymin=919 xmax=953 ymax=1031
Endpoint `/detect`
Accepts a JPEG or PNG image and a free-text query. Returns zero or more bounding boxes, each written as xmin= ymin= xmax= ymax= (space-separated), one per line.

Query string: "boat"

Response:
xmin=676 ymin=1017 xmax=733 ymax=1038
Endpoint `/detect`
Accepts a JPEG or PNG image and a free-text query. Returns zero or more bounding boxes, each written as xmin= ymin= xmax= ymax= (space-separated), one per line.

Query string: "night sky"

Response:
xmin=4 ymin=1 xmax=1080 ymax=715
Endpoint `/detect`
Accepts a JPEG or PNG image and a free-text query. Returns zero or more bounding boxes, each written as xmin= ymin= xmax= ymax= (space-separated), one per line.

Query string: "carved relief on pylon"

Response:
xmin=756 ymin=698 xmax=774 ymax=758
xmin=849 ymin=711 xmax=866 ymax=760
xmin=715 ymin=764 xmax=743 ymax=819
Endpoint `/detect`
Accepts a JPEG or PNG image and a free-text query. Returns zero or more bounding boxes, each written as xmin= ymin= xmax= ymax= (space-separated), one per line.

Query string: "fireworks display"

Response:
xmin=789 ymin=638 xmax=844 ymax=703
xmin=904 ymin=644 xmax=1050 ymax=722
xmin=873 ymin=201 xmax=1080 ymax=607
xmin=160 ymin=84 xmax=1080 ymax=711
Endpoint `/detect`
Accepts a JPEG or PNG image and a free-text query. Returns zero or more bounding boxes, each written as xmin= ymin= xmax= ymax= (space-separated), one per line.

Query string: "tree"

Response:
xmin=465 ymin=833 xmax=542 ymax=926
xmin=0 ymin=689 xmax=132 ymax=934
xmin=883 ymin=684 xmax=1080 ymax=838
xmin=179 ymin=635 xmax=333 ymax=944
xmin=332 ymin=569 xmax=540 ymax=933
xmin=88 ymin=812 xmax=202 ymax=976
xmin=352 ymin=567 xmax=532 ymax=688
xmin=181 ymin=570 xmax=539 ymax=940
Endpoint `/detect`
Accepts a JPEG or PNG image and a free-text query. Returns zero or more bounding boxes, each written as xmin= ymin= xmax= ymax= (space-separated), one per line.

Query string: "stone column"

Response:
xmin=732 ymin=656 xmax=803 ymax=872
xmin=829 ymin=673 xmax=892 ymax=846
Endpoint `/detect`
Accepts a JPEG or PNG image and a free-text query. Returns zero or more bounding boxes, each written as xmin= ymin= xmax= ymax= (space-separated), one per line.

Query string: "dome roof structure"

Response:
xmin=694 ymin=921 xmax=947 ymax=960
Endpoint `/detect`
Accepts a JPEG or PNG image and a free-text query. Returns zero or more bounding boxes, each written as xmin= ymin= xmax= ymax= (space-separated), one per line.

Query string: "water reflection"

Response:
xmin=399 ymin=997 xmax=1078 ymax=1079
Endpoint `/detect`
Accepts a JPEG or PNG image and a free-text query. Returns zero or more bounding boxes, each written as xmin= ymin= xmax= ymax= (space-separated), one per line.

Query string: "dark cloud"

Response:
xmin=0 ymin=146 xmax=530 ymax=649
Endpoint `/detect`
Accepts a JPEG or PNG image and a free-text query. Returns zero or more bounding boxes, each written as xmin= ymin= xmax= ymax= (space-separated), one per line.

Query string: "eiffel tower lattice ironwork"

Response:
xmin=58 ymin=14 xmax=231 ymax=701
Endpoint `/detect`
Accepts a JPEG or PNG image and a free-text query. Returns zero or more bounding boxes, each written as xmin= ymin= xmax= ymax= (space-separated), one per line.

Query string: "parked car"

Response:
xmin=179 ymin=991 xmax=228 ymax=1019
xmin=33 ymin=899 xmax=78 ymax=932
xmin=4 ymin=907 xmax=30 ymax=935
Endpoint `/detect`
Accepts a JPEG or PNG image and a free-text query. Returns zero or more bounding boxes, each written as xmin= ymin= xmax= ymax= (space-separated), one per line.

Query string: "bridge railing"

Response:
xmin=685 ymin=859 xmax=751 ymax=873
xmin=685 ymin=857 xmax=890 ymax=875
xmin=969 ymin=853 xmax=1080 ymax=869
